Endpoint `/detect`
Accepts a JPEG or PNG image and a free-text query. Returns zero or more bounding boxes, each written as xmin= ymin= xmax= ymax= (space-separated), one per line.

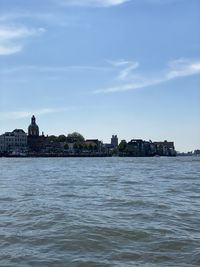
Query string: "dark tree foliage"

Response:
xmin=64 ymin=143 xmax=69 ymax=150
xmin=118 ymin=140 xmax=127 ymax=152
xmin=47 ymin=135 xmax=57 ymax=142
xmin=57 ymin=135 xmax=67 ymax=142
xmin=66 ymin=132 xmax=85 ymax=143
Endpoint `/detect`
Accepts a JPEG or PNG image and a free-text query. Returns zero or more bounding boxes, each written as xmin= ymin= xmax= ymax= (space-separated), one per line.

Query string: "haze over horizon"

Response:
xmin=0 ymin=0 xmax=199 ymax=152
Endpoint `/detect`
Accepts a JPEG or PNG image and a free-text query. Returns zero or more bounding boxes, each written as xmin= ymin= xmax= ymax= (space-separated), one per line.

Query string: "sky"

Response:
xmin=0 ymin=0 xmax=199 ymax=152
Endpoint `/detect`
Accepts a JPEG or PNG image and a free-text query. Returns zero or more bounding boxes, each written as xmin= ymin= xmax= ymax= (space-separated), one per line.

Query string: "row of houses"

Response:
xmin=0 ymin=130 xmax=105 ymax=156
xmin=0 ymin=115 xmax=176 ymax=157
xmin=0 ymin=116 xmax=115 ymax=156
xmin=125 ymin=139 xmax=176 ymax=157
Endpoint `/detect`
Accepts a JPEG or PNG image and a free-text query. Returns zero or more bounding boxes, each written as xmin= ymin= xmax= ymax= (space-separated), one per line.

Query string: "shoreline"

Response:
xmin=0 ymin=154 xmax=177 ymax=158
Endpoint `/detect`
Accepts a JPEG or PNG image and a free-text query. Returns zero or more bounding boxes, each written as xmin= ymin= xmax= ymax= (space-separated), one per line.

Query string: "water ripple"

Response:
xmin=0 ymin=156 xmax=200 ymax=266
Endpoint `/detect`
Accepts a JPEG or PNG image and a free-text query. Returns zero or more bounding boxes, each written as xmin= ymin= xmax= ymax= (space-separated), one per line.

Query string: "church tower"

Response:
xmin=28 ymin=115 xmax=39 ymax=136
xmin=111 ymin=135 xmax=118 ymax=148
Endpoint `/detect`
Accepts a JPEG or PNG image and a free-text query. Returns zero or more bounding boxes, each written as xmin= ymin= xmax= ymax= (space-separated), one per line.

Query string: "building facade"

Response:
xmin=111 ymin=135 xmax=118 ymax=148
xmin=126 ymin=139 xmax=176 ymax=157
xmin=127 ymin=139 xmax=154 ymax=156
xmin=27 ymin=115 xmax=47 ymax=152
xmin=0 ymin=129 xmax=27 ymax=154
xmin=28 ymin=115 xmax=39 ymax=136
xmin=153 ymin=141 xmax=176 ymax=156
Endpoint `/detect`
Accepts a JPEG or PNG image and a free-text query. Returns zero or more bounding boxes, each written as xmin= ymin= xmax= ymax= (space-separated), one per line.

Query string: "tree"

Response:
xmin=73 ymin=143 xmax=78 ymax=150
xmin=118 ymin=140 xmax=127 ymax=152
xmin=78 ymin=143 xmax=83 ymax=151
xmin=57 ymin=135 xmax=67 ymax=142
xmin=47 ymin=135 xmax=57 ymax=142
xmin=66 ymin=132 xmax=85 ymax=143
xmin=88 ymin=144 xmax=93 ymax=151
xmin=64 ymin=143 xmax=69 ymax=150
xmin=83 ymin=144 xmax=89 ymax=151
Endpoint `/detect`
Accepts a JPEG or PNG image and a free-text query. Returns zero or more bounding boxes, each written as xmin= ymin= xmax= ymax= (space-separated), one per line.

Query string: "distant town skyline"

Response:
xmin=0 ymin=0 xmax=199 ymax=152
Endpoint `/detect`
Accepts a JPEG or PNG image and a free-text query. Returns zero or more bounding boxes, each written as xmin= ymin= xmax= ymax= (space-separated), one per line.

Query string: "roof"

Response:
xmin=12 ymin=129 xmax=25 ymax=133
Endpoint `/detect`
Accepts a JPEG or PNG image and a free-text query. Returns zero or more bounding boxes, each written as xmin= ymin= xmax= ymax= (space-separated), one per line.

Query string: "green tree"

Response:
xmin=57 ymin=135 xmax=67 ymax=142
xmin=78 ymin=143 xmax=83 ymax=151
xmin=88 ymin=144 xmax=93 ymax=151
xmin=47 ymin=135 xmax=57 ymax=142
xmin=73 ymin=143 xmax=78 ymax=150
xmin=118 ymin=140 xmax=127 ymax=152
xmin=67 ymin=132 xmax=85 ymax=143
xmin=64 ymin=143 xmax=69 ymax=150
xmin=83 ymin=144 xmax=89 ymax=151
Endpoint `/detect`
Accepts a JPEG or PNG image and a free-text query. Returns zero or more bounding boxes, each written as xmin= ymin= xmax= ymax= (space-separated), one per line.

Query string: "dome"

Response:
xmin=28 ymin=115 xmax=39 ymax=136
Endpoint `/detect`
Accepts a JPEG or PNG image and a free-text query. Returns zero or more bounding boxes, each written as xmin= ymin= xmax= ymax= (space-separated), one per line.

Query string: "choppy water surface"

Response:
xmin=0 ymin=157 xmax=200 ymax=267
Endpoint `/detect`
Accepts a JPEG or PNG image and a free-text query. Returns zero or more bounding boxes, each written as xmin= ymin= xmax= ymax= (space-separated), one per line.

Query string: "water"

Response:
xmin=0 ymin=157 xmax=200 ymax=267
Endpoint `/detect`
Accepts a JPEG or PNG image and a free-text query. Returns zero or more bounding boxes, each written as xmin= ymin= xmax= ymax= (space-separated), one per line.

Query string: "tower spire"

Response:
xmin=28 ymin=115 xmax=39 ymax=136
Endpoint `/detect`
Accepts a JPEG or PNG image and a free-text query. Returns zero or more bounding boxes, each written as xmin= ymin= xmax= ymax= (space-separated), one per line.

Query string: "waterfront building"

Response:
xmin=153 ymin=141 xmax=176 ymax=156
xmin=194 ymin=149 xmax=200 ymax=155
xmin=127 ymin=139 xmax=154 ymax=157
xmin=28 ymin=115 xmax=39 ymax=136
xmin=67 ymin=142 xmax=75 ymax=153
xmin=111 ymin=135 xmax=118 ymax=148
xmin=27 ymin=115 xmax=47 ymax=152
xmin=0 ymin=129 xmax=27 ymax=154
xmin=84 ymin=139 xmax=103 ymax=152
xmin=0 ymin=114 xmax=177 ymax=157
xmin=126 ymin=139 xmax=176 ymax=157
xmin=103 ymin=135 xmax=119 ymax=154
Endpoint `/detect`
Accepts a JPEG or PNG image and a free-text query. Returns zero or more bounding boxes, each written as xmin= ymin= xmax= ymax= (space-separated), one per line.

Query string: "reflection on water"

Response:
xmin=0 ymin=157 xmax=200 ymax=266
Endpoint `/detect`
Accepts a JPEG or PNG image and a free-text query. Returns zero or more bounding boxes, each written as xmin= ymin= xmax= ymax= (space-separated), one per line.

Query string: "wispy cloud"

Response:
xmin=108 ymin=59 xmax=140 ymax=80
xmin=0 ymin=108 xmax=69 ymax=120
xmin=94 ymin=58 xmax=200 ymax=93
xmin=0 ymin=12 xmax=52 ymax=22
xmin=107 ymin=59 xmax=135 ymax=67
xmin=0 ymin=26 xmax=45 ymax=55
xmin=0 ymin=11 xmax=85 ymax=28
xmin=60 ymin=0 xmax=130 ymax=7
xmin=144 ymin=0 xmax=181 ymax=4
xmin=0 ymin=64 xmax=111 ymax=75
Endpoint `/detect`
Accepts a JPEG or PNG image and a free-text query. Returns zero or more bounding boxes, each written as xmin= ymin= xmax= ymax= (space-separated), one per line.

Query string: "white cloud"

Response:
xmin=0 ymin=26 xmax=46 ymax=55
xmin=107 ymin=59 xmax=139 ymax=80
xmin=60 ymin=0 xmax=130 ymax=7
xmin=167 ymin=59 xmax=200 ymax=79
xmin=119 ymin=62 xmax=139 ymax=80
xmin=145 ymin=0 xmax=180 ymax=4
xmin=107 ymin=59 xmax=133 ymax=66
xmin=0 ymin=108 xmax=67 ymax=120
xmin=0 ymin=12 xmax=52 ymax=22
xmin=94 ymin=58 xmax=200 ymax=93
xmin=0 ymin=64 xmax=110 ymax=75
xmin=0 ymin=45 xmax=22 ymax=56
xmin=0 ymin=11 xmax=83 ymax=28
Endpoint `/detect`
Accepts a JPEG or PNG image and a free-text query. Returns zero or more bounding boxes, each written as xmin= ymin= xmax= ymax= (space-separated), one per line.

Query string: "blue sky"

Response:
xmin=0 ymin=0 xmax=199 ymax=152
